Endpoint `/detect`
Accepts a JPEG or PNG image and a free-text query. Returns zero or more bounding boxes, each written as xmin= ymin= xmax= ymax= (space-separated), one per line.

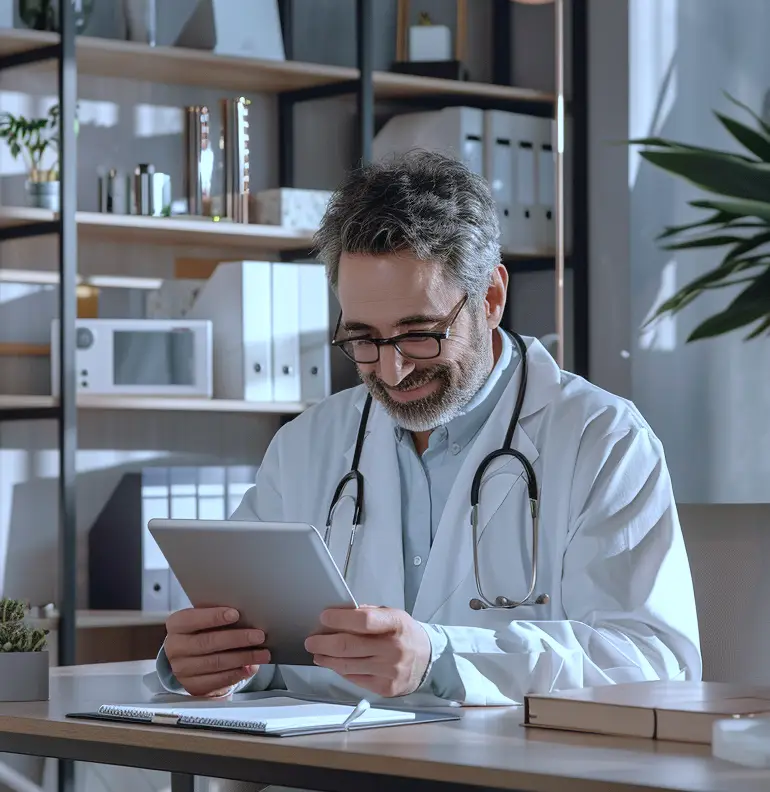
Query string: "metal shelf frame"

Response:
xmin=0 ymin=1 xmax=77 ymax=789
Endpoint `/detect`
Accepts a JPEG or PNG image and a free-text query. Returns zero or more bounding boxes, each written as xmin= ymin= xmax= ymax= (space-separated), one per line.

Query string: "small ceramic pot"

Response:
xmin=26 ymin=180 xmax=60 ymax=212
xmin=0 ymin=651 xmax=49 ymax=701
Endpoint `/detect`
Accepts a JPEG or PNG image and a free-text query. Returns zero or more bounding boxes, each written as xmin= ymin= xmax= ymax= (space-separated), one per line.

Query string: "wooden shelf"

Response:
xmin=372 ymin=71 xmax=555 ymax=104
xmin=0 ymin=28 xmax=357 ymax=93
xmin=0 ymin=268 xmax=164 ymax=290
xmin=0 ymin=28 xmax=554 ymax=104
xmin=0 ymin=394 xmax=309 ymax=415
xmin=28 ymin=609 xmax=170 ymax=631
xmin=0 ymin=206 xmax=317 ymax=252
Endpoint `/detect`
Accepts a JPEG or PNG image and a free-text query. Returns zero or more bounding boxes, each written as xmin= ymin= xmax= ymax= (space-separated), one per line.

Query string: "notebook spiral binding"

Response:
xmin=97 ymin=705 xmax=268 ymax=731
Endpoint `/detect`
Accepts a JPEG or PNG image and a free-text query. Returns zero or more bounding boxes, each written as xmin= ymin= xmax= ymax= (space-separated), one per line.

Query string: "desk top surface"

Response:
xmin=0 ymin=661 xmax=768 ymax=792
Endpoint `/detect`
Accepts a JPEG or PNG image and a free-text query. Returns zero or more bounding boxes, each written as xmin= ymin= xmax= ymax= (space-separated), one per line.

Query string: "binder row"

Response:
xmin=185 ymin=260 xmax=332 ymax=404
xmin=373 ymin=106 xmax=561 ymax=256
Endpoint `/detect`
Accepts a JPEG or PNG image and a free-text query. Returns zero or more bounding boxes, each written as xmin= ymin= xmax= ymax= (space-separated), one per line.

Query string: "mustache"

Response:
xmin=364 ymin=365 xmax=449 ymax=392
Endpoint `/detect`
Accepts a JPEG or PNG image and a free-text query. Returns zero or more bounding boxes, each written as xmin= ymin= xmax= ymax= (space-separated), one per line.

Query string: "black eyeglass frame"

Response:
xmin=331 ymin=294 xmax=469 ymax=364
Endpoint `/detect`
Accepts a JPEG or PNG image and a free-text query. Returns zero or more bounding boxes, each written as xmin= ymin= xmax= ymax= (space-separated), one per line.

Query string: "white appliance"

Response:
xmin=186 ymin=260 xmax=331 ymax=404
xmin=50 ymin=318 xmax=213 ymax=397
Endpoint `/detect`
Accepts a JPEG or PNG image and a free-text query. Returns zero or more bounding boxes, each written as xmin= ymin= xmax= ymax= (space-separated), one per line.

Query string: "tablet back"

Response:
xmin=148 ymin=519 xmax=357 ymax=665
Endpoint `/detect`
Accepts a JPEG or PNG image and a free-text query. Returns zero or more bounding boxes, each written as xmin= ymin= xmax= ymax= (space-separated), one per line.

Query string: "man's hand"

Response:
xmin=164 ymin=607 xmax=270 ymax=697
xmin=304 ymin=606 xmax=431 ymax=697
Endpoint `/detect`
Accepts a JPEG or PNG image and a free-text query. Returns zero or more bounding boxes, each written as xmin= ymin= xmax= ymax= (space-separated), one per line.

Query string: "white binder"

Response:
xmin=298 ymin=265 xmax=331 ymax=403
xmin=536 ymin=118 xmax=556 ymax=254
xmin=372 ymin=106 xmax=484 ymax=176
xmin=187 ymin=260 xmax=273 ymax=401
xmin=271 ymin=262 xmax=301 ymax=403
xmin=483 ymin=110 xmax=541 ymax=256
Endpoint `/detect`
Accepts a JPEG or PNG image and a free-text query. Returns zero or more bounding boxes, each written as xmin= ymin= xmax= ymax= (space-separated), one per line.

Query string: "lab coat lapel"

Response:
xmin=411 ymin=337 xmax=558 ymax=623
xmin=336 ymin=393 xmax=406 ymax=611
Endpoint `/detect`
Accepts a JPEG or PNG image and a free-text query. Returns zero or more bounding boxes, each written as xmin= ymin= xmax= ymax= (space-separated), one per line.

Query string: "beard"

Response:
xmin=360 ymin=317 xmax=493 ymax=432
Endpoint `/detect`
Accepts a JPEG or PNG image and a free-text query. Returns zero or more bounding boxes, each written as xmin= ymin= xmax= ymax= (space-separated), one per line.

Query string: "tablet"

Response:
xmin=147 ymin=519 xmax=358 ymax=666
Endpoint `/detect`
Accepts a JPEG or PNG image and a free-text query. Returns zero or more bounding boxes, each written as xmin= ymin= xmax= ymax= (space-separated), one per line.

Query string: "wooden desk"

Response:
xmin=0 ymin=661 xmax=767 ymax=792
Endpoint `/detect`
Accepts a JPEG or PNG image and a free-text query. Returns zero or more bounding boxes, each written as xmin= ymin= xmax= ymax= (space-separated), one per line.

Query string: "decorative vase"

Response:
xmin=0 ymin=651 xmax=49 ymax=702
xmin=18 ymin=0 xmax=93 ymax=34
xmin=26 ymin=180 xmax=60 ymax=212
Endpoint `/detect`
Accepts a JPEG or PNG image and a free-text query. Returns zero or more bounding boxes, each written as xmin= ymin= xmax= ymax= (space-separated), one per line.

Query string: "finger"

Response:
xmin=319 ymin=607 xmax=399 ymax=635
xmin=179 ymin=665 xmax=258 ymax=698
xmin=304 ymin=632 xmax=380 ymax=658
xmin=166 ymin=607 xmax=239 ymax=635
xmin=312 ymin=654 xmax=396 ymax=679
xmin=171 ymin=648 xmax=271 ymax=679
xmin=166 ymin=628 xmax=265 ymax=659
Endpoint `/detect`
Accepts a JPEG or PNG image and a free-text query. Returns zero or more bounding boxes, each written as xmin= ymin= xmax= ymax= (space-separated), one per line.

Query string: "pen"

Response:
xmin=342 ymin=698 xmax=370 ymax=731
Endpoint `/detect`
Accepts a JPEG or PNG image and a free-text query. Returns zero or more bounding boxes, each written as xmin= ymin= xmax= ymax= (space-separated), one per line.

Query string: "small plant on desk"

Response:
xmin=0 ymin=598 xmax=50 ymax=702
xmin=0 ymin=598 xmax=48 ymax=653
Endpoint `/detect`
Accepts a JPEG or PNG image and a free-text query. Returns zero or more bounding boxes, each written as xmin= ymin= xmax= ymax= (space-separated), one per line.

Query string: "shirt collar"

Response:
xmin=393 ymin=328 xmax=517 ymax=451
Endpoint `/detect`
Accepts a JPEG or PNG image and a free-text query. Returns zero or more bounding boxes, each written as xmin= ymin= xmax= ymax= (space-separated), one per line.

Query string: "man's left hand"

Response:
xmin=304 ymin=606 xmax=431 ymax=697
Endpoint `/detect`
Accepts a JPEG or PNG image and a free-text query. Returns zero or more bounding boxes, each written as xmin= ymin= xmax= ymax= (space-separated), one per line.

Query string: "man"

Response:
xmin=154 ymin=151 xmax=702 ymax=708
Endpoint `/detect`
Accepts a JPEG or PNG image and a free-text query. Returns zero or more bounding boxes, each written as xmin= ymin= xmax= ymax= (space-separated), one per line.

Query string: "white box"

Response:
xmin=409 ymin=25 xmax=452 ymax=61
xmin=254 ymin=188 xmax=333 ymax=230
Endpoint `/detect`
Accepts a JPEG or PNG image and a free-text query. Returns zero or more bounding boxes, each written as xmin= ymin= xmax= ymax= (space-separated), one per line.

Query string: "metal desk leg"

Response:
xmin=171 ymin=772 xmax=196 ymax=792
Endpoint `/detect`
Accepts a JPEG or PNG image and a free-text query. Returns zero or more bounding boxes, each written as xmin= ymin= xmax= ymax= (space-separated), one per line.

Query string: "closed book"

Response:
xmin=524 ymin=681 xmax=770 ymax=744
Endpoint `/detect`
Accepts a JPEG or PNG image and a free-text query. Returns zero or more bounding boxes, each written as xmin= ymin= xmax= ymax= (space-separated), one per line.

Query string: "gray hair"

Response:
xmin=313 ymin=150 xmax=501 ymax=301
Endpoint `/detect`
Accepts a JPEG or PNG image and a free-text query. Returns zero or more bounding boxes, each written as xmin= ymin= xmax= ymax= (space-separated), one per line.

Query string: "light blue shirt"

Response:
xmin=397 ymin=329 xmax=515 ymax=614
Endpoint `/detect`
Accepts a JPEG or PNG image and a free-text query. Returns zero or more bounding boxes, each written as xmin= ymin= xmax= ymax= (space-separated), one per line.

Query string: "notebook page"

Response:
xmin=98 ymin=697 xmax=416 ymax=732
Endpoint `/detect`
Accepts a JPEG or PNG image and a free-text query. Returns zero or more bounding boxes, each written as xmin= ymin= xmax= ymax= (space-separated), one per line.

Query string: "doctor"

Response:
xmin=155 ymin=150 xmax=702 ymax=707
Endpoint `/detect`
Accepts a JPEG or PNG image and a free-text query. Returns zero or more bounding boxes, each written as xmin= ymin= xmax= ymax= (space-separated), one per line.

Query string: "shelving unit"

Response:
xmin=0 ymin=0 xmax=588 ymax=722
xmin=0 ymin=206 xmax=318 ymax=251
xmin=0 ymin=394 xmax=310 ymax=415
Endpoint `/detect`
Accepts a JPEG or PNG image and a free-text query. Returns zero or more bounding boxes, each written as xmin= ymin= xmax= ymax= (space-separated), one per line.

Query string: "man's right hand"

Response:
xmin=164 ymin=606 xmax=270 ymax=697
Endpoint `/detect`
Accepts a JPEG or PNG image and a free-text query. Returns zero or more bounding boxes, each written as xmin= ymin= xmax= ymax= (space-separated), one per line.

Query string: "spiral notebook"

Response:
xmin=67 ymin=696 xmax=459 ymax=738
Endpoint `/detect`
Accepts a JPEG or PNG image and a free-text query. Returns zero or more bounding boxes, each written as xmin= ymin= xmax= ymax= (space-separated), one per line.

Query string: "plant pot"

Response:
xmin=26 ymin=180 xmax=60 ymax=212
xmin=0 ymin=651 xmax=49 ymax=701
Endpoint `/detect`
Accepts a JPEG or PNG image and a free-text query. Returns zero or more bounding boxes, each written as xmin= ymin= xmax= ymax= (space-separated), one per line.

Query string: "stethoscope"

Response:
xmin=323 ymin=330 xmax=550 ymax=612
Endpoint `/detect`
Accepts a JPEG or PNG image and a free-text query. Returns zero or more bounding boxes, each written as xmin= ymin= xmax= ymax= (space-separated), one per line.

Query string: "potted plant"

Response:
xmin=0 ymin=104 xmax=63 ymax=211
xmin=630 ymin=93 xmax=770 ymax=342
xmin=0 ymin=598 xmax=49 ymax=702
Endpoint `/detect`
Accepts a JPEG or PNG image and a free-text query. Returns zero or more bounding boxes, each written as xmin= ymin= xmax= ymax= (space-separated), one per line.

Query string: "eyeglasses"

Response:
xmin=332 ymin=295 xmax=468 ymax=364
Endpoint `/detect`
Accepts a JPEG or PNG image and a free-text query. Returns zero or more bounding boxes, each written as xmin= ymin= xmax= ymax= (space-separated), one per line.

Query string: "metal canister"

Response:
xmin=97 ymin=169 xmax=129 ymax=214
xmin=131 ymin=164 xmax=171 ymax=216
xmin=221 ymin=97 xmax=251 ymax=223
xmin=184 ymin=105 xmax=215 ymax=217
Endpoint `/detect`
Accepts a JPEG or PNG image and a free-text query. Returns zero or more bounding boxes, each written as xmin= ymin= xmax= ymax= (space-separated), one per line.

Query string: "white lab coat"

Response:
xmin=153 ymin=336 xmax=702 ymax=707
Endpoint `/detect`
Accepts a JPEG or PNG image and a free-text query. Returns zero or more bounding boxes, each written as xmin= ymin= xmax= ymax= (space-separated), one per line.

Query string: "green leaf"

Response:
xmin=745 ymin=315 xmax=770 ymax=339
xmin=687 ymin=197 xmax=770 ymax=223
xmin=628 ymin=137 xmax=754 ymax=161
xmin=639 ymin=149 xmax=770 ymax=202
xmin=662 ymin=234 xmax=748 ymax=251
xmin=723 ymin=91 xmax=770 ymax=139
xmin=714 ymin=111 xmax=770 ymax=161
xmin=687 ymin=267 xmax=770 ymax=340
xmin=656 ymin=210 xmax=734 ymax=240
xmin=644 ymin=257 xmax=769 ymax=324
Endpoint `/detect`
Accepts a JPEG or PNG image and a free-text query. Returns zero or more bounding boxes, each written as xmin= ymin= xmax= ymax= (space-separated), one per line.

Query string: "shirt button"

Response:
xmin=413 ymin=555 xmax=422 ymax=566
xmin=451 ymin=443 xmax=461 ymax=455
